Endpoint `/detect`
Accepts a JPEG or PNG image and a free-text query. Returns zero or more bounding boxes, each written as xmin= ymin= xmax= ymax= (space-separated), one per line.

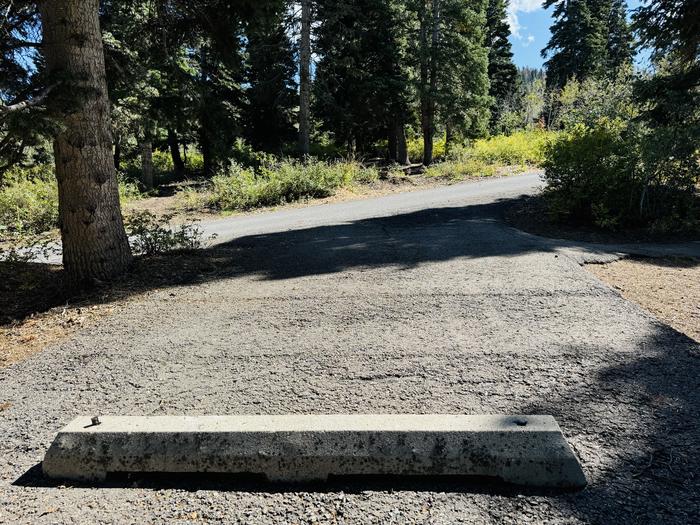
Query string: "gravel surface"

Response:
xmin=588 ymin=257 xmax=700 ymax=343
xmin=1 ymin=179 xmax=699 ymax=524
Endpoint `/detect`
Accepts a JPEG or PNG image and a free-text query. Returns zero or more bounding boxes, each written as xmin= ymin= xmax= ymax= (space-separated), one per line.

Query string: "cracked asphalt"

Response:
xmin=1 ymin=174 xmax=698 ymax=524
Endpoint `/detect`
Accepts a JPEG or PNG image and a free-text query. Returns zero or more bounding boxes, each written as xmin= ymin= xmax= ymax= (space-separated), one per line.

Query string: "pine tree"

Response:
xmin=542 ymin=0 xmax=607 ymax=88
xmin=314 ymin=0 xmax=413 ymax=155
xmin=485 ymin=0 xmax=517 ymax=132
xmin=244 ymin=3 xmax=297 ymax=153
xmin=605 ymin=0 xmax=633 ymax=75
xmin=412 ymin=0 xmax=490 ymax=163
xmin=543 ymin=0 xmax=634 ymax=88
xmin=437 ymin=0 xmax=491 ymax=143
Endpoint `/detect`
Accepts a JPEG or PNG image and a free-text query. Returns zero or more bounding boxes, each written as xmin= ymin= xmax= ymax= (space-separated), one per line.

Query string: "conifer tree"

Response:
xmin=543 ymin=0 xmax=634 ymax=88
xmin=605 ymin=0 xmax=633 ymax=75
xmin=485 ymin=0 xmax=517 ymax=132
xmin=244 ymin=3 xmax=297 ymax=153
xmin=542 ymin=0 xmax=607 ymax=88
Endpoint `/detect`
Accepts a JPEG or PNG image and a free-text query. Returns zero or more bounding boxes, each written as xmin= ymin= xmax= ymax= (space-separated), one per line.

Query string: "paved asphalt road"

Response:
xmin=1 ymin=173 xmax=699 ymax=523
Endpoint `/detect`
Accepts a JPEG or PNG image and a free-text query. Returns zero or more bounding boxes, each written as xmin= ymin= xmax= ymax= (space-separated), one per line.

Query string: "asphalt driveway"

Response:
xmin=1 ymin=174 xmax=698 ymax=524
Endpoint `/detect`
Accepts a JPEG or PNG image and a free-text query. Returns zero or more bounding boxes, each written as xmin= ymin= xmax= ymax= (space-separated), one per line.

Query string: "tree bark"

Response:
xmin=140 ymin=140 xmax=153 ymax=190
xmin=423 ymin=0 xmax=440 ymax=166
xmin=200 ymin=125 xmax=213 ymax=177
xmin=387 ymin=124 xmax=398 ymax=162
xmin=298 ymin=0 xmax=311 ymax=155
xmin=396 ymin=121 xmax=409 ymax=165
xmin=113 ymin=134 xmax=121 ymax=171
xmin=418 ymin=1 xmax=429 ymax=164
xmin=167 ymin=128 xmax=185 ymax=177
xmin=39 ymin=0 xmax=132 ymax=284
xmin=445 ymin=120 xmax=453 ymax=158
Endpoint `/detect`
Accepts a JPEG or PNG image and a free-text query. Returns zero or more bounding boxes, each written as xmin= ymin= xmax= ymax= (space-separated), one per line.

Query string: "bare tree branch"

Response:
xmin=0 ymin=83 xmax=57 ymax=115
xmin=3 ymin=38 xmax=43 ymax=49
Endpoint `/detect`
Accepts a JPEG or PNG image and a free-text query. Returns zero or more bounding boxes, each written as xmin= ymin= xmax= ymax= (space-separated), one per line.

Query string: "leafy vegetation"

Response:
xmin=125 ymin=211 xmax=214 ymax=256
xmin=472 ymin=130 xmax=551 ymax=166
xmin=0 ymin=166 xmax=143 ymax=239
xmin=1 ymin=0 xmax=697 ymax=282
xmin=0 ymin=165 xmax=57 ymax=236
xmin=202 ymin=160 xmax=379 ymax=211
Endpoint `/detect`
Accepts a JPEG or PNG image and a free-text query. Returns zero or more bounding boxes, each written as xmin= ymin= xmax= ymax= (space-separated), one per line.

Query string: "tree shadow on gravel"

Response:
xmin=514 ymin=324 xmax=700 ymax=524
xmin=7 ymin=196 xmax=698 ymax=326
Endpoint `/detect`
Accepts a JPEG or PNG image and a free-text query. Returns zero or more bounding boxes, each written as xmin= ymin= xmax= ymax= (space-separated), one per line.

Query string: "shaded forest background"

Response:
xmin=0 ymin=0 xmax=698 ymax=283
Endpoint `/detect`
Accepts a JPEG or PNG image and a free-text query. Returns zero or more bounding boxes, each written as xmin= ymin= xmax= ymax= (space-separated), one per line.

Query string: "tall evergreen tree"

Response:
xmin=244 ymin=3 xmax=297 ymax=153
xmin=543 ymin=0 xmax=634 ymax=88
xmin=314 ymin=0 xmax=413 ymax=155
xmin=437 ymin=0 xmax=491 ymax=144
xmin=298 ymin=0 xmax=312 ymax=155
xmin=605 ymin=0 xmax=633 ymax=75
xmin=485 ymin=0 xmax=517 ymax=132
xmin=412 ymin=0 xmax=490 ymax=163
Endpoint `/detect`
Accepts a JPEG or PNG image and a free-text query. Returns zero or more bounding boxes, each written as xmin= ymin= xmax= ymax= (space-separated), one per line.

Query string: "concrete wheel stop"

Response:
xmin=42 ymin=414 xmax=586 ymax=488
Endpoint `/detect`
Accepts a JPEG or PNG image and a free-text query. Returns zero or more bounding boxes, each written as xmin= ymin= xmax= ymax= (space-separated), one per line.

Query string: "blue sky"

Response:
xmin=508 ymin=0 xmax=644 ymax=69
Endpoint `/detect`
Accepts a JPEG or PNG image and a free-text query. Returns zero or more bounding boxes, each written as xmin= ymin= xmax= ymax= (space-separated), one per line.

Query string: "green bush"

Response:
xmin=125 ymin=210 xmax=214 ymax=256
xmin=424 ymin=157 xmax=497 ymax=181
xmin=151 ymin=150 xmax=174 ymax=176
xmin=472 ymin=130 xmax=551 ymax=166
xmin=1 ymin=165 xmax=143 ymax=238
xmin=118 ymin=175 xmax=143 ymax=203
xmin=207 ymin=159 xmax=378 ymax=211
xmin=542 ymin=118 xmax=699 ymax=231
xmin=184 ymin=150 xmax=204 ymax=173
xmin=0 ymin=164 xmax=58 ymax=236
xmin=407 ymin=134 xmax=447 ymax=162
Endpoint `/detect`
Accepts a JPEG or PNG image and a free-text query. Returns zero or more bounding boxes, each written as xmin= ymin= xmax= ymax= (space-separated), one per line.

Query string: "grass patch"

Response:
xmin=184 ymin=159 xmax=380 ymax=212
xmin=423 ymin=130 xmax=553 ymax=181
xmin=0 ymin=165 xmax=144 ymax=239
xmin=472 ymin=130 xmax=552 ymax=166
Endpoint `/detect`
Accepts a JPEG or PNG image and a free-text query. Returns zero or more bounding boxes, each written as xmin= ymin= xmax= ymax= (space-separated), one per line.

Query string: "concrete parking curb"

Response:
xmin=42 ymin=414 xmax=586 ymax=488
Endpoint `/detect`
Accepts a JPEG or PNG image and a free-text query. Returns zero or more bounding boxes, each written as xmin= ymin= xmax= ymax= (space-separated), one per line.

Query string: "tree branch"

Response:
xmin=3 ymin=38 xmax=43 ymax=49
xmin=0 ymin=83 xmax=57 ymax=115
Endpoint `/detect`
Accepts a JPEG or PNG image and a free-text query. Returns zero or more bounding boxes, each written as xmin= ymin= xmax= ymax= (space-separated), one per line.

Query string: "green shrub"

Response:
xmin=152 ymin=150 xmax=174 ymax=176
xmin=425 ymin=157 xmax=496 ymax=181
xmin=184 ymin=150 xmax=204 ymax=173
xmin=175 ymin=185 xmax=209 ymax=211
xmin=407 ymin=135 xmax=446 ymax=162
xmin=1 ymin=165 xmax=143 ymax=238
xmin=125 ymin=210 xmax=214 ymax=256
xmin=472 ymin=130 xmax=551 ymax=166
xmin=118 ymin=175 xmax=143 ymax=203
xmin=0 ymin=165 xmax=58 ymax=236
xmin=542 ymin=118 xmax=699 ymax=231
xmin=207 ymin=159 xmax=377 ymax=211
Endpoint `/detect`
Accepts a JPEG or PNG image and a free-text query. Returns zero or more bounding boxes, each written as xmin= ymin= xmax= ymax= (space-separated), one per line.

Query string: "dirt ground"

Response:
xmin=587 ymin=257 xmax=700 ymax=343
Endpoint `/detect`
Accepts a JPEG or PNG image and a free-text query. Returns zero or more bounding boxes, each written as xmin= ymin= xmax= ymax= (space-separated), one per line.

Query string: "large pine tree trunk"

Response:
xmin=200 ymin=125 xmax=213 ymax=177
xmin=167 ymin=129 xmax=185 ymax=177
xmin=387 ymin=124 xmax=398 ymax=162
xmin=39 ymin=0 xmax=132 ymax=284
xmin=396 ymin=121 xmax=409 ymax=165
xmin=113 ymin=134 xmax=121 ymax=171
xmin=424 ymin=0 xmax=440 ymax=166
xmin=298 ymin=0 xmax=311 ymax=155
xmin=445 ymin=120 xmax=453 ymax=157
xmin=140 ymin=140 xmax=153 ymax=190
xmin=418 ymin=0 xmax=435 ymax=166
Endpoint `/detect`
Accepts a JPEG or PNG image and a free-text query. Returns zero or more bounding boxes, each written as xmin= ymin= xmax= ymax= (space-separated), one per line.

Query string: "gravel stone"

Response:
xmin=1 ymin=180 xmax=699 ymax=524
